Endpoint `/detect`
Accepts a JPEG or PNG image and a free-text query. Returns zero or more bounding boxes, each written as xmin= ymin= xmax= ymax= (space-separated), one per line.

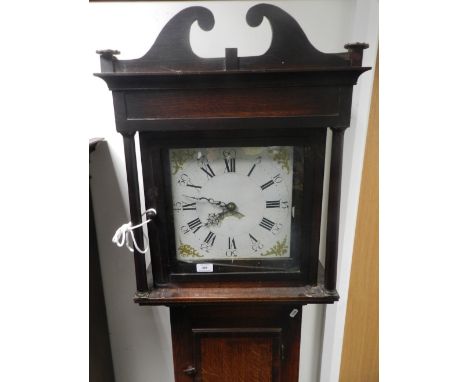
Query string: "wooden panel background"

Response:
xmin=339 ymin=55 xmax=379 ymax=381
xmin=124 ymin=87 xmax=340 ymax=120
xmin=199 ymin=336 xmax=275 ymax=382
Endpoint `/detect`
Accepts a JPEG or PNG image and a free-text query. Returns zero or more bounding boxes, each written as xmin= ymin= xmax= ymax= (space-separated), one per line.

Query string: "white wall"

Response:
xmin=88 ymin=2 xmax=377 ymax=381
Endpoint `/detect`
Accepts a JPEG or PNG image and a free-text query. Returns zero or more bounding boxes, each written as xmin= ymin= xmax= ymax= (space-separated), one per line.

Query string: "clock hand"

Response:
xmin=204 ymin=205 xmax=245 ymax=227
xmin=224 ymin=202 xmax=244 ymax=217
xmin=204 ymin=211 xmax=225 ymax=227
xmin=228 ymin=210 xmax=245 ymax=219
xmin=183 ymin=195 xmax=227 ymax=208
xmin=182 ymin=196 xmax=244 ymax=227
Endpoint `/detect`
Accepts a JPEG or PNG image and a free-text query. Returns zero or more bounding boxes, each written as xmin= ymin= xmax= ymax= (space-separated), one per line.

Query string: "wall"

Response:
xmin=88 ymin=1 xmax=377 ymax=381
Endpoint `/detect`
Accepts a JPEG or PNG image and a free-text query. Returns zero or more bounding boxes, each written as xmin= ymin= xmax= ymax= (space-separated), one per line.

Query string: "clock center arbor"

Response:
xmin=96 ymin=4 xmax=370 ymax=382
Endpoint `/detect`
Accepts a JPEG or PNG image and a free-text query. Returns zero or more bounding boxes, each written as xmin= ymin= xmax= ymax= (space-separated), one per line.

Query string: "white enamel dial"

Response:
xmin=170 ymin=146 xmax=293 ymax=261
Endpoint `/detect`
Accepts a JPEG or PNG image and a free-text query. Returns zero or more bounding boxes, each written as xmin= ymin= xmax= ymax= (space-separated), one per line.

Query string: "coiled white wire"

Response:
xmin=112 ymin=208 xmax=157 ymax=254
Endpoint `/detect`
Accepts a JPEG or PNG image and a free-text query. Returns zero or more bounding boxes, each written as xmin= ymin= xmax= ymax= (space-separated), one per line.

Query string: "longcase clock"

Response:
xmin=96 ymin=4 xmax=370 ymax=381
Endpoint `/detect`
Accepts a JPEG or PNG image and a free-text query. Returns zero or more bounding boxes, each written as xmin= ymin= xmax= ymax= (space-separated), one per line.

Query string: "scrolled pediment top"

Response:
xmin=97 ymin=4 xmax=370 ymax=74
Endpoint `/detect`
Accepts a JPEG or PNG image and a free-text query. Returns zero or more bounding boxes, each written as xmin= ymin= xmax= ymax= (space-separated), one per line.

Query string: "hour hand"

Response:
xmin=227 ymin=210 xmax=245 ymax=219
xmin=204 ymin=209 xmax=245 ymax=227
xmin=204 ymin=212 xmax=224 ymax=227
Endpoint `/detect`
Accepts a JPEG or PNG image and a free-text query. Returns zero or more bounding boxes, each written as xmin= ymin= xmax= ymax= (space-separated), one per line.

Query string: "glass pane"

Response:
xmin=169 ymin=146 xmax=304 ymax=273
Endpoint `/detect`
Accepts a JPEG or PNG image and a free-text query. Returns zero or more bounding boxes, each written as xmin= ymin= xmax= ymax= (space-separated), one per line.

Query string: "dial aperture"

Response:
xmin=170 ymin=146 xmax=293 ymax=260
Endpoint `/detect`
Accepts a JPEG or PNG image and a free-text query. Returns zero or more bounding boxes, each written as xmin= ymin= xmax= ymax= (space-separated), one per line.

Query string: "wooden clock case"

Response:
xmin=96 ymin=4 xmax=369 ymax=381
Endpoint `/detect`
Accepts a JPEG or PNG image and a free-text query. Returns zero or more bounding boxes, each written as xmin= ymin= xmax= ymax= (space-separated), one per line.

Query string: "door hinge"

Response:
xmin=281 ymin=344 xmax=286 ymax=361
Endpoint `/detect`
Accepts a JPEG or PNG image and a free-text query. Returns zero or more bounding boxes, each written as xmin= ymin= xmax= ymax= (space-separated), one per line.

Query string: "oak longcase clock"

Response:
xmin=96 ymin=4 xmax=370 ymax=381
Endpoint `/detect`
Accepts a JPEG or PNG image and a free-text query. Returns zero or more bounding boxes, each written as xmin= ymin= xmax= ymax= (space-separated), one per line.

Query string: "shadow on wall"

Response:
xmin=90 ymin=141 xmax=175 ymax=382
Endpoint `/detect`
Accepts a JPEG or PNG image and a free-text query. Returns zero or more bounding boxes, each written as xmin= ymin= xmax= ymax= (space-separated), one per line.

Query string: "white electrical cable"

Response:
xmin=112 ymin=208 xmax=157 ymax=254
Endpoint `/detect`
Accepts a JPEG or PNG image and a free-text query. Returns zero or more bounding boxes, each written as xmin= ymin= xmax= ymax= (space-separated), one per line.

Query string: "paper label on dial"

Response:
xmin=196 ymin=263 xmax=213 ymax=272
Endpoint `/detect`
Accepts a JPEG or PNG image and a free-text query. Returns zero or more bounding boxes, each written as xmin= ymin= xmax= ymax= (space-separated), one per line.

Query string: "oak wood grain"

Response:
xmin=339 ymin=54 xmax=378 ymax=382
xmin=134 ymin=263 xmax=338 ymax=306
xmin=170 ymin=305 xmax=301 ymax=382
xmin=198 ymin=335 xmax=275 ymax=382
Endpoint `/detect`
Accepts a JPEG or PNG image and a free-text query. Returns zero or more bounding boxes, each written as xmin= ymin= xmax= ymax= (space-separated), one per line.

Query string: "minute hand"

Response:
xmin=183 ymin=195 xmax=227 ymax=208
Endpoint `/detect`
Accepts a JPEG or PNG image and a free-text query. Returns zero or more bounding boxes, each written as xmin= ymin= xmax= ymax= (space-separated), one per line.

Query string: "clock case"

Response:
xmin=96 ymin=4 xmax=370 ymax=306
xmin=144 ymin=138 xmax=311 ymax=283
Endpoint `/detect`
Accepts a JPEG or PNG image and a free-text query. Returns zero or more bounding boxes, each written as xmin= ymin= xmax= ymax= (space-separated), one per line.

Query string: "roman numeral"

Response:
xmin=260 ymin=180 xmax=274 ymax=190
xmin=187 ymin=218 xmax=202 ymax=233
xmin=247 ymin=164 xmax=256 ymax=177
xmin=187 ymin=184 xmax=202 ymax=189
xmin=204 ymin=231 xmax=216 ymax=246
xmin=248 ymin=157 xmax=261 ymax=176
xmin=249 ymin=233 xmax=258 ymax=242
xmin=201 ymin=164 xmax=215 ymax=178
xmin=249 ymin=233 xmax=263 ymax=252
xmin=272 ymin=174 xmax=282 ymax=183
xmin=266 ymin=200 xmax=280 ymax=208
xmin=259 ymin=217 xmax=275 ymax=231
xmin=182 ymin=202 xmax=196 ymax=211
xmin=261 ymin=174 xmax=282 ymax=190
xmin=228 ymin=237 xmax=236 ymax=249
xmin=225 ymin=158 xmax=236 ymax=172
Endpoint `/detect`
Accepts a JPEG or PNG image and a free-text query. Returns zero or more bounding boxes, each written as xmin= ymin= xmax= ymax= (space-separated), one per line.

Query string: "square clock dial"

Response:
xmin=170 ymin=146 xmax=296 ymax=261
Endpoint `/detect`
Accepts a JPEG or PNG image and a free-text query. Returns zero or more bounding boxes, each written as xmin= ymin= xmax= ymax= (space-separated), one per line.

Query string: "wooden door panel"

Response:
xmin=170 ymin=305 xmax=301 ymax=382
xmin=200 ymin=337 xmax=273 ymax=382
xmin=194 ymin=330 xmax=280 ymax=382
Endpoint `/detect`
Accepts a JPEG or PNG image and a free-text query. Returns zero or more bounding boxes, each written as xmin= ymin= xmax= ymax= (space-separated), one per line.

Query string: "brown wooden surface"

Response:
xmin=124 ymin=87 xmax=340 ymax=119
xmin=96 ymin=5 xmax=366 ymax=73
xmin=97 ymin=4 xmax=369 ymax=296
xmin=170 ymin=305 xmax=302 ymax=382
xmin=136 ymin=283 xmax=337 ymax=306
xmin=197 ymin=332 xmax=277 ymax=382
xmin=134 ymin=263 xmax=338 ymax=306
xmin=200 ymin=337 xmax=273 ymax=382
xmin=139 ymin=131 xmax=326 ymax=286
xmin=339 ymin=55 xmax=379 ymax=382
xmin=95 ymin=5 xmax=371 ymax=382
xmin=324 ymin=128 xmax=344 ymax=291
xmin=99 ymin=72 xmax=363 ymax=134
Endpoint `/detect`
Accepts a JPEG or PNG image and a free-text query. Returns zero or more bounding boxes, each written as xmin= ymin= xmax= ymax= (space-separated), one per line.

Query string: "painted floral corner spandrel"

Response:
xmin=178 ymin=243 xmax=204 ymax=258
xmin=261 ymin=237 xmax=288 ymax=257
xmin=171 ymin=149 xmax=195 ymax=175
xmin=269 ymin=147 xmax=291 ymax=174
xmin=172 ymin=147 xmax=291 ymax=174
